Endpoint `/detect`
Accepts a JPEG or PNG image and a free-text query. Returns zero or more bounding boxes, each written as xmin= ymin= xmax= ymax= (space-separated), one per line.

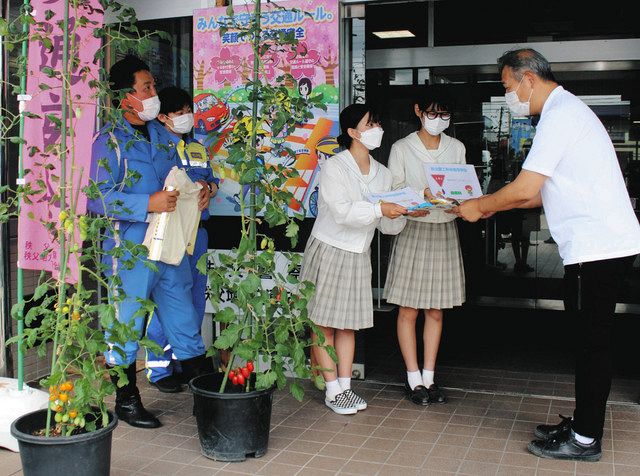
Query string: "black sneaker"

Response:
xmin=534 ymin=414 xmax=572 ymax=440
xmin=150 ymin=375 xmax=183 ymax=393
xmin=528 ymin=430 xmax=601 ymax=462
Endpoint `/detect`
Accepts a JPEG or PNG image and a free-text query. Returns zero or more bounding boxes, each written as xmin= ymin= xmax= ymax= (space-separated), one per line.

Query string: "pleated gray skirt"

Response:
xmin=300 ymin=236 xmax=373 ymax=330
xmin=384 ymin=220 xmax=465 ymax=310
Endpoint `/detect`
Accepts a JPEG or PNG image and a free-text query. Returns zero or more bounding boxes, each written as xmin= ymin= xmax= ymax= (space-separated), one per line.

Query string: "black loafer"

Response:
xmin=534 ymin=414 xmax=572 ymax=440
xmin=528 ymin=430 xmax=601 ymax=462
xmin=426 ymin=384 xmax=446 ymax=404
xmin=151 ymin=375 xmax=183 ymax=393
xmin=404 ymin=382 xmax=429 ymax=406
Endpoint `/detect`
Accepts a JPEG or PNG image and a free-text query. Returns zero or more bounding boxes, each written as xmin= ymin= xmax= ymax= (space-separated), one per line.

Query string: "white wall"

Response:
xmin=121 ymin=0 xmax=217 ymax=21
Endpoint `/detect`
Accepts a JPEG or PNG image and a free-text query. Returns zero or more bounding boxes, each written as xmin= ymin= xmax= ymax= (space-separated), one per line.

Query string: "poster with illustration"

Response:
xmin=193 ymin=0 xmax=340 ymax=217
xmin=424 ymin=164 xmax=483 ymax=201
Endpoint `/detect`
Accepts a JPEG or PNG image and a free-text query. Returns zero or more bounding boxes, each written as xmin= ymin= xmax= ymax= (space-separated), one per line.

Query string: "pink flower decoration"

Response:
xmin=285 ymin=42 xmax=319 ymax=80
xmin=249 ymin=51 xmax=281 ymax=82
xmin=210 ymin=47 xmax=241 ymax=85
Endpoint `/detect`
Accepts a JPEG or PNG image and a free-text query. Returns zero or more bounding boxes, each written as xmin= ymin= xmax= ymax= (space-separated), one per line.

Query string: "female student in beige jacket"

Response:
xmin=301 ymin=104 xmax=407 ymax=415
xmin=384 ymin=90 xmax=466 ymax=405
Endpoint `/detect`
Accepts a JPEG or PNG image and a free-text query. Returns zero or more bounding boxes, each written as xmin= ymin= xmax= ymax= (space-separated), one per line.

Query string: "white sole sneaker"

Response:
xmin=325 ymin=391 xmax=358 ymax=415
xmin=343 ymin=389 xmax=367 ymax=411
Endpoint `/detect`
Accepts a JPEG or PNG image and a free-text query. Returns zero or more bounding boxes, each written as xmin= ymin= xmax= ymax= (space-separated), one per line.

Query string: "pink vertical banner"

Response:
xmin=17 ymin=0 xmax=103 ymax=282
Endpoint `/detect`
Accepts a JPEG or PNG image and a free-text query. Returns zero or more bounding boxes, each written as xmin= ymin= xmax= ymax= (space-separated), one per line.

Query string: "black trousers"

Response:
xmin=563 ymin=254 xmax=636 ymax=439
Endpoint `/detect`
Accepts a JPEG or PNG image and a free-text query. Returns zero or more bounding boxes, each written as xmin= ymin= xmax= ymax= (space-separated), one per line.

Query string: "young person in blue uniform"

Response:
xmin=144 ymin=87 xmax=218 ymax=392
xmin=88 ymin=56 xmax=208 ymax=428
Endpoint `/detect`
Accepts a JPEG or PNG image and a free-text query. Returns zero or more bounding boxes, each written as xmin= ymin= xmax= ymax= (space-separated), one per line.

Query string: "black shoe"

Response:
xmin=110 ymin=364 xmax=162 ymax=429
xmin=426 ymin=384 xmax=447 ymax=404
xmin=514 ymin=262 xmax=534 ymax=274
xmin=179 ymin=354 xmax=215 ymax=386
xmin=150 ymin=375 xmax=183 ymax=393
xmin=528 ymin=430 xmax=601 ymax=462
xmin=404 ymin=382 xmax=429 ymax=406
xmin=115 ymin=394 xmax=162 ymax=429
xmin=534 ymin=414 xmax=573 ymax=440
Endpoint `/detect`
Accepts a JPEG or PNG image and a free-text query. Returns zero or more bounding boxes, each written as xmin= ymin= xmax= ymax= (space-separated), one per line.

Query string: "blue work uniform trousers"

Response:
xmin=145 ymin=227 xmax=209 ymax=382
xmin=105 ymin=253 xmax=206 ymax=367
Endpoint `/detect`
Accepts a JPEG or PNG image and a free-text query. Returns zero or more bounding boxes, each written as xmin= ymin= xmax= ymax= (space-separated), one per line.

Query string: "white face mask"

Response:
xmin=169 ymin=113 xmax=194 ymax=134
xmin=358 ymin=126 xmax=384 ymax=150
xmin=129 ymin=94 xmax=161 ymax=121
xmin=504 ymin=77 xmax=533 ymax=117
xmin=423 ymin=116 xmax=450 ymax=136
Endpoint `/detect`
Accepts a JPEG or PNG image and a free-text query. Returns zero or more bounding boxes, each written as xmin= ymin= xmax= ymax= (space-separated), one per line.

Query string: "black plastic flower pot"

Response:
xmin=10 ymin=408 xmax=118 ymax=476
xmin=190 ymin=372 xmax=275 ymax=462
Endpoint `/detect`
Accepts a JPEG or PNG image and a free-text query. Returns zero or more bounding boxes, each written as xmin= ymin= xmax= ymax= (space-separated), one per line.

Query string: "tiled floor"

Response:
xmin=2 ymin=374 xmax=640 ymax=476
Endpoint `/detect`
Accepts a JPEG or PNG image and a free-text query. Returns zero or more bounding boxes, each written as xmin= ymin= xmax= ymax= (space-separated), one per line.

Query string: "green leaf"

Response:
xmin=214 ymin=307 xmax=237 ymax=324
xmin=290 ymin=381 xmax=304 ymax=402
xmin=239 ymin=273 xmax=261 ymax=296
xmin=11 ymin=301 xmax=25 ymax=320
xmin=274 ymin=322 xmax=288 ymax=344
xmin=256 ymin=370 xmax=278 ymax=390
xmin=325 ymin=345 xmax=338 ymax=363
xmin=32 ymin=282 xmax=49 ymax=301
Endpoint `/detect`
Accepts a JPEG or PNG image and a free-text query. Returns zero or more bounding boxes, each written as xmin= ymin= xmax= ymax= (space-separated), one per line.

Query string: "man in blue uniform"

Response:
xmin=88 ymin=57 xmax=208 ymax=428
xmin=144 ymin=87 xmax=218 ymax=392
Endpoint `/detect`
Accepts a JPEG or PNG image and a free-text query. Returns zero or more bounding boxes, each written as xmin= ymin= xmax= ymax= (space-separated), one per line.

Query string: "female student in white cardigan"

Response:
xmin=384 ymin=90 xmax=466 ymax=406
xmin=301 ymin=104 xmax=407 ymax=414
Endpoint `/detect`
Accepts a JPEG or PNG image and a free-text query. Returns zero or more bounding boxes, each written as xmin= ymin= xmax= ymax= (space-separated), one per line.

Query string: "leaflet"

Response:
xmin=424 ymin=163 xmax=483 ymax=201
xmin=366 ymin=187 xmax=426 ymax=208
xmin=366 ymin=186 xmax=458 ymax=210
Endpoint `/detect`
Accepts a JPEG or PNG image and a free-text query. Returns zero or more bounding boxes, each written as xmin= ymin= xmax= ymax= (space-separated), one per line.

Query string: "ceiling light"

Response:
xmin=372 ymin=30 xmax=415 ymax=39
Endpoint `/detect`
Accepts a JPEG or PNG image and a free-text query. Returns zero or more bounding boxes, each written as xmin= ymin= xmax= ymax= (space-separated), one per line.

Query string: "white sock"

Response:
xmin=407 ymin=370 xmax=422 ymax=390
xmin=338 ymin=377 xmax=351 ymax=391
xmin=572 ymin=430 xmax=595 ymax=445
xmin=422 ymin=369 xmax=435 ymax=388
xmin=325 ymin=379 xmax=342 ymax=401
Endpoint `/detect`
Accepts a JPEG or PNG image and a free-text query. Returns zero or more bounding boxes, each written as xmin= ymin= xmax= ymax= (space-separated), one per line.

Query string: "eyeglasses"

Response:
xmin=424 ymin=111 xmax=451 ymax=120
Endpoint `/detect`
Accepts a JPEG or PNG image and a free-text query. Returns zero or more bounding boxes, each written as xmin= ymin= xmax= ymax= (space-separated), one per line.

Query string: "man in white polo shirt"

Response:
xmin=454 ymin=48 xmax=640 ymax=462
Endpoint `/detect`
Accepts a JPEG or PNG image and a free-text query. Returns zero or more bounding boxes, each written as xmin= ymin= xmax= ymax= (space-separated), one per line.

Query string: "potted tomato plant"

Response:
xmin=2 ymin=2 xmax=168 ymax=474
xmin=188 ymin=0 xmax=329 ymax=462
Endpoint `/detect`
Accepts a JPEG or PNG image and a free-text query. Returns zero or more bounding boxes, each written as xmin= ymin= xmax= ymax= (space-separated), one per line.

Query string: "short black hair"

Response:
xmin=337 ymin=103 xmax=380 ymax=149
xmin=298 ymin=77 xmax=312 ymax=92
xmin=414 ymin=86 xmax=452 ymax=114
xmin=108 ymin=55 xmax=151 ymax=107
xmin=497 ymin=48 xmax=556 ymax=82
xmin=159 ymin=87 xmax=192 ymax=115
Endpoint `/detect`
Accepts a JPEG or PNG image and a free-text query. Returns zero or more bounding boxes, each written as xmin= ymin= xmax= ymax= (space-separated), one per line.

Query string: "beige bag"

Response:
xmin=143 ymin=166 xmax=202 ymax=265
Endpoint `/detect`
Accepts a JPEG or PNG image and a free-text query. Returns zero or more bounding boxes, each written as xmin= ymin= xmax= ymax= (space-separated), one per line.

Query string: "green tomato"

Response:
xmin=62 ymin=414 xmax=69 ymax=423
xmin=54 ymin=413 xmax=62 ymax=423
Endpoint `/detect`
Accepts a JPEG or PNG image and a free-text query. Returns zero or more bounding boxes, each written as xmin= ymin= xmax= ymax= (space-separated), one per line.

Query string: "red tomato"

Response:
xmin=241 ymin=367 xmax=250 ymax=379
xmin=246 ymin=362 xmax=254 ymax=372
xmin=232 ymin=376 xmax=239 ymax=385
xmin=228 ymin=370 xmax=235 ymax=380
xmin=237 ymin=374 xmax=246 ymax=386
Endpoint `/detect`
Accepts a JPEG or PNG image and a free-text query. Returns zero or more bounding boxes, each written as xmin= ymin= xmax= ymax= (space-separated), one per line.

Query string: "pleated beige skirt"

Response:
xmin=300 ymin=236 xmax=373 ymax=330
xmin=384 ymin=220 xmax=465 ymax=310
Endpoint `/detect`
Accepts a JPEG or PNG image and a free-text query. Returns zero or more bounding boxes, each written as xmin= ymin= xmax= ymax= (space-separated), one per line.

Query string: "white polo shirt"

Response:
xmin=522 ymin=86 xmax=640 ymax=265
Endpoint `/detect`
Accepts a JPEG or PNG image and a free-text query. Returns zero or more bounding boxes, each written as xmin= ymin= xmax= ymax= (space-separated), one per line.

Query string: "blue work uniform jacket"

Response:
xmin=88 ymin=119 xmax=182 ymax=264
